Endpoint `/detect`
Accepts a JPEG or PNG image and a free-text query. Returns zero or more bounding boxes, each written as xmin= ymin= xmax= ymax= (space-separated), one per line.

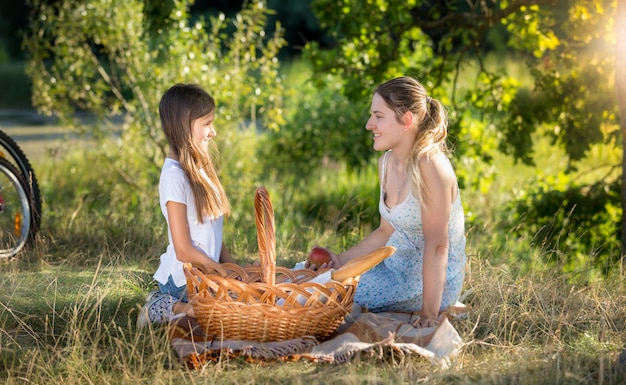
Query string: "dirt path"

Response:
xmin=0 ymin=110 xmax=84 ymax=162
xmin=0 ymin=125 xmax=75 ymax=162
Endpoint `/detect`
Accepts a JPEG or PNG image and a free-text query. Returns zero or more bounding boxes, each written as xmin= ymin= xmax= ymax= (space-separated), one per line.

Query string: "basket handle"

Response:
xmin=331 ymin=246 xmax=395 ymax=282
xmin=254 ymin=186 xmax=276 ymax=286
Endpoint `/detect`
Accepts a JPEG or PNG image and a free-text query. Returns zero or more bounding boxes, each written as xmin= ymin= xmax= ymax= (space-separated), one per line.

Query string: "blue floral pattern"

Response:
xmin=354 ymin=152 xmax=467 ymax=312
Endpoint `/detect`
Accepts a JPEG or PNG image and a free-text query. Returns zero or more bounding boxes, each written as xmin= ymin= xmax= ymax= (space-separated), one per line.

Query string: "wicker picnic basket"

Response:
xmin=184 ymin=186 xmax=394 ymax=342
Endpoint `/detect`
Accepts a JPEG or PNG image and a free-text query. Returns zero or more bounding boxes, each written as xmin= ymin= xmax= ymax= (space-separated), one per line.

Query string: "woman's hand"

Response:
xmin=413 ymin=310 xmax=438 ymax=329
xmin=327 ymin=250 xmax=343 ymax=268
xmin=414 ymin=316 xmax=437 ymax=329
xmin=304 ymin=247 xmax=343 ymax=270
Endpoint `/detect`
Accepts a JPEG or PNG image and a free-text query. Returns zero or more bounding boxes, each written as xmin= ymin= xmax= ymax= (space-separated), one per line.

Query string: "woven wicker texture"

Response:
xmin=184 ymin=186 xmax=394 ymax=342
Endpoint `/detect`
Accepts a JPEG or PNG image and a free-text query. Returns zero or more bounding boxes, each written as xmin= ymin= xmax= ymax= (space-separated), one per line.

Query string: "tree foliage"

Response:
xmin=22 ymin=0 xmax=624 ymax=270
xmin=24 ymin=0 xmax=285 ymax=198
xmin=298 ymin=0 xmax=622 ymax=271
xmin=303 ymin=0 xmax=618 ymax=169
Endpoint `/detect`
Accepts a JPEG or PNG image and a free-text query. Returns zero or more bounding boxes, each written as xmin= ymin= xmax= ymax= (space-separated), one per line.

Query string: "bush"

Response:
xmin=258 ymin=62 xmax=374 ymax=177
xmin=501 ymin=177 xmax=621 ymax=279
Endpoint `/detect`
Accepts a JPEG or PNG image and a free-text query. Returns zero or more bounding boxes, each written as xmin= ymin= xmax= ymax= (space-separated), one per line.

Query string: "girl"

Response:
xmin=137 ymin=83 xmax=234 ymax=328
xmin=317 ymin=76 xmax=467 ymax=328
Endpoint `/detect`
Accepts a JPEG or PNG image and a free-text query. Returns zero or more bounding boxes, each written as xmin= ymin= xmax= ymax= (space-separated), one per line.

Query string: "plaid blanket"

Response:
xmin=169 ymin=304 xmax=465 ymax=368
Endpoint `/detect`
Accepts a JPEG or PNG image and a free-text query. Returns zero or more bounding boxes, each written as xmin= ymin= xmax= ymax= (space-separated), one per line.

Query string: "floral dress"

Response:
xmin=353 ymin=151 xmax=467 ymax=313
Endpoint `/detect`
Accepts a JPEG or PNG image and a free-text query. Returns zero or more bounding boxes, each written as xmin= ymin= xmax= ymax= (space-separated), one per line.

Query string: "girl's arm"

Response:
xmin=219 ymin=243 xmax=236 ymax=263
xmin=166 ymin=201 xmax=220 ymax=265
xmin=417 ymin=155 xmax=456 ymax=327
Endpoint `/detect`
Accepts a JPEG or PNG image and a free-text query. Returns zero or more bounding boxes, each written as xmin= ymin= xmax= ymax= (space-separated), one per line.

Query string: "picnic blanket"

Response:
xmin=168 ymin=303 xmax=466 ymax=369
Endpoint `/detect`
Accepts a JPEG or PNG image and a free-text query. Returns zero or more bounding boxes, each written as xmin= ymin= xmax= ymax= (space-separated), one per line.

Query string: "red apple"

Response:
xmin=307 ymin=246 xmax=331 ymax=266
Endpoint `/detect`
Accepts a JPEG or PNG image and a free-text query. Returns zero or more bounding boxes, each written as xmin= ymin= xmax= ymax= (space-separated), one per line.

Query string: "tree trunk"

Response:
xmin=618 ymin=0 xmax=626 ymax=272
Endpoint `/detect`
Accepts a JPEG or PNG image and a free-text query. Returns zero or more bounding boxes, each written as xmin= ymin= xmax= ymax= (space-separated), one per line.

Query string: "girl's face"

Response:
xmin=366 ymin=93 xmax=405 ymax=151
xmin=191 ymin=111 xmax=216 ymax=147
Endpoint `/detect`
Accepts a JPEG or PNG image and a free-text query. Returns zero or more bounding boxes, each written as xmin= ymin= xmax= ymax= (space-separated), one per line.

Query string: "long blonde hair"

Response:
xmin=159 ymin=83 xmax=231 ymax=223
xmin=374 ymin=76 xmax=449 ymax=203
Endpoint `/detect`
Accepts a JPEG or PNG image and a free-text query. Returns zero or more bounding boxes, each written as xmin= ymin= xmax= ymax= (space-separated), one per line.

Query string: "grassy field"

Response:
xmin=0 ymin=230 xmax=625 ymax=384
xmin=0 ymin=59 xmax=624 ymax=383
xmin=0 ymin=134 xmax=623 ymax=384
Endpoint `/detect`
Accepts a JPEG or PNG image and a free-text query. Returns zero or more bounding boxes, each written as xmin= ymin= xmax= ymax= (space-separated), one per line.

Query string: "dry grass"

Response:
xmin=0 ymin=102 xmax=623 ymax=382
xmin=0 ymin=241 xmax=624 ymax=384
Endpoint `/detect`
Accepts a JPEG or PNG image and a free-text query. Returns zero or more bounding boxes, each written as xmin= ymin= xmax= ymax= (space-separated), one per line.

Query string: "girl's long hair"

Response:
xmin=374 ymin=76 xmax=449 ymax=204
xmin=159 ymin=83 xmax=231 ymax=223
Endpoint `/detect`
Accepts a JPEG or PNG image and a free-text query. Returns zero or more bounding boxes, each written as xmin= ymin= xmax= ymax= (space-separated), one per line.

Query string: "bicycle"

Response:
xmin=0 ymin=129 xmax=41 ymax=258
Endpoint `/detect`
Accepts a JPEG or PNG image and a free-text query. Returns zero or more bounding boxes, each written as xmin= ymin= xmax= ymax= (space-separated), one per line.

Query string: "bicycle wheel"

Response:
xmin=0 ymin=157 xmax=33 ymax=258
xmin=0 ymin=129 xmax=41 ymax=231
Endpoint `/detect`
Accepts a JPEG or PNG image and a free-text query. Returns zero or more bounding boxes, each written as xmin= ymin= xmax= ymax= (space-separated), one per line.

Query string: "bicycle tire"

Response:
xmin=0 ymin=129 xmax=41 ymax=231
xmin=0 ymin=157 xmax=34 ymax=258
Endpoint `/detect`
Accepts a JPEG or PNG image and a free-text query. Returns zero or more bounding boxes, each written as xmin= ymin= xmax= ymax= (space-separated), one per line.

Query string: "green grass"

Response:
xmin=0 ymin=57 xmax=624 ymax=384
xmin=0 ymin=238 xmax=624 ymax=384
xmin=0 ymin=132 xmax=623 ymax=384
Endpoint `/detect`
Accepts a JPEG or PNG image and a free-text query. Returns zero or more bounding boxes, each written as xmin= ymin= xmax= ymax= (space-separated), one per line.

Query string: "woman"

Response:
xmin=318 ymin=76 xmax=467 ymax=328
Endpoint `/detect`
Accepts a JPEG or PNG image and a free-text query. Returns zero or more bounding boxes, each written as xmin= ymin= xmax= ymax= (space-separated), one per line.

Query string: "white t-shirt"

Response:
xmin=153 ymin=158 xmax=224 ymax=287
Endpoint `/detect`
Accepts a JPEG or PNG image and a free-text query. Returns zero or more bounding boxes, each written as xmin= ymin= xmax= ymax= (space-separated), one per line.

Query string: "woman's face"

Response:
xmin=365 ymin=93 xmax=405 ymax=151
xmin=191 ymin=111 xmax=216 ymax=147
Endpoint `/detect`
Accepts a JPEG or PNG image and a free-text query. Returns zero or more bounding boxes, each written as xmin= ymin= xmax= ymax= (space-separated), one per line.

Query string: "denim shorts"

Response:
xmin=157 ymin=275 xmax=188 ymax=302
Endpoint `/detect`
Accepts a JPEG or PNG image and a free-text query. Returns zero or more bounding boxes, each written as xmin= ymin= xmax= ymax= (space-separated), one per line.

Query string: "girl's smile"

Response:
xmin=192 ymin=112 xmax=216 ymax=145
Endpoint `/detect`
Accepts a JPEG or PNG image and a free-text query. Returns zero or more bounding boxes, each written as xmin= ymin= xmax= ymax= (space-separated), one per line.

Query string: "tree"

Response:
xmin=301 ymin=0 xmax=621 ymax=271
xmin=305 ymin=0 xmax=618 ymax=167
xmin=23 ymin=0 xmax=285 ymax=190
xmin=617 ymin=0 xmax=626 ymax=266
